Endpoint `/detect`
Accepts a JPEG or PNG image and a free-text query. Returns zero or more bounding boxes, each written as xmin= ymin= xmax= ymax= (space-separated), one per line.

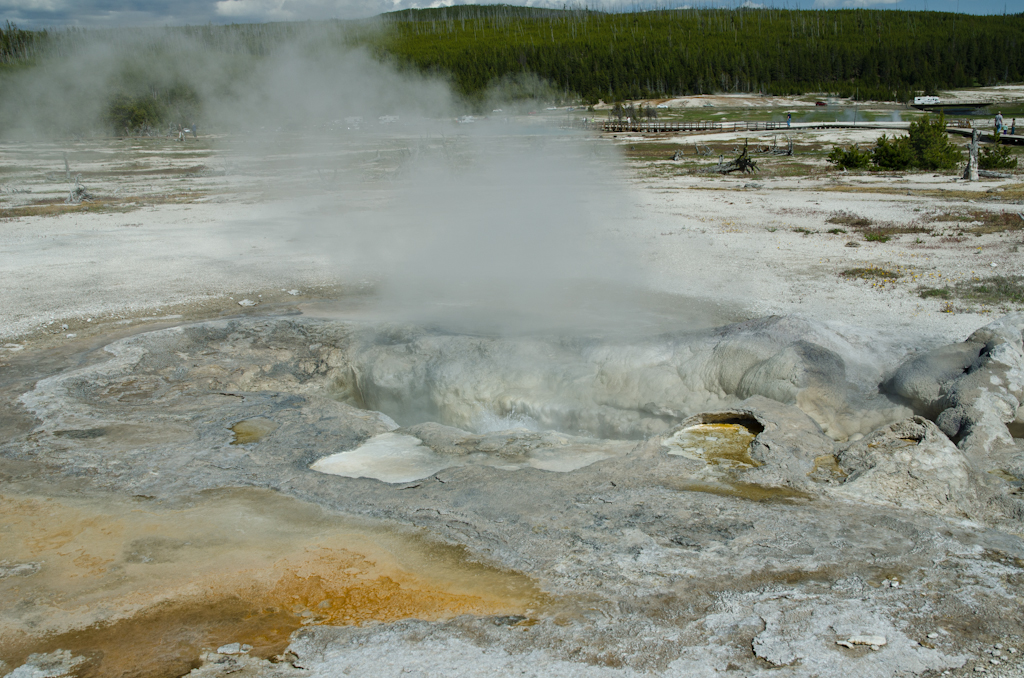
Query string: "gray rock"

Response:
xmin=884 ymin=313 xmax=1024 ymax=468
xmin=833 ymin=417 xmax=982 ymax=517
xmin=882 ymin=342 xmax=985 ymax=418
xmin=5 ymin=650 xmax=87 ymax=678
xmin=0 ymin=561 xmax=41 ymax=578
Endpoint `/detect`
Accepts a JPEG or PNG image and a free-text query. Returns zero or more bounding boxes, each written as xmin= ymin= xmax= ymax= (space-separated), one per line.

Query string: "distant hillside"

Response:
xmin=372 ymin=6 xmax=1024 ymax=102
xmin=0 ymin=8 xmax=1021 ymax=136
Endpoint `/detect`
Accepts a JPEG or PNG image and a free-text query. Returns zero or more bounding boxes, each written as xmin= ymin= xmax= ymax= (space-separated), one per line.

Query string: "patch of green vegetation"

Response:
xmin=826 ymin=144 xmax=871 ymax=170
xmin=872 ymin=115 xmax=962 ymax=171
xmin=919 ymin=287 xmax=951 ymax=298
xmin=929 ymin=209 xmax=1024 ymax=234
xmin=827 ymin=228 xmax=847 ymax=234
xmin=853 ymin=220 xmax=930 ymax=242
xmin=819 ymin=182 xmax=1024 ymax=203
xmin=826 ymin=211 xmax=871 ymax=227
xmin=979 ymin=139 xmax=1018 ymax=170
xmin=842 ymin=266 xmax=900 ymax=279
xmin=0 ymin=192 xmax=205 ymax=219
xmin=792 ymin=227 xmax=814 ymax=235
xmin=955 ymin=275 xmax=1024 ymax=307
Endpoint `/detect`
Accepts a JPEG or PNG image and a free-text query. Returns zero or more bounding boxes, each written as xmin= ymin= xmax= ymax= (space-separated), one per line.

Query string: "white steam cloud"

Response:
xmin=0 ymin=25 xmax=652 ymax=334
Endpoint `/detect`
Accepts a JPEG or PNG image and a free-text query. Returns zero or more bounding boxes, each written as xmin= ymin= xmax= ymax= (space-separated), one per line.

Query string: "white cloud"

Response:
xmin=741 ymin=0 xmax=764 ymax=7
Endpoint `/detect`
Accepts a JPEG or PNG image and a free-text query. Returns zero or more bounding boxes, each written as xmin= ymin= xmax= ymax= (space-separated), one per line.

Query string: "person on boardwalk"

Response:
xmin=787 ymin=113 xmax=791 ymax=128
xmin=1012 ymin=118 xmax=1017 ymax=135
xmin=995 ymin=111 xmax=1003 ymax=135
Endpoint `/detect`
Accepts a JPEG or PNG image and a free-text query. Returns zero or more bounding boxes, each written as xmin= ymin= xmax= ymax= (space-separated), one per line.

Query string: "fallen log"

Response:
xmin=714 ymin=140 xmax=759 ymax=174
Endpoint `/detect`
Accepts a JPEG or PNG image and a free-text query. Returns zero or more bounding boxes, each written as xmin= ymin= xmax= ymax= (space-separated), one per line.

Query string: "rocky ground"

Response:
xmin=1 ymin=116 xmax=1023 ymax=678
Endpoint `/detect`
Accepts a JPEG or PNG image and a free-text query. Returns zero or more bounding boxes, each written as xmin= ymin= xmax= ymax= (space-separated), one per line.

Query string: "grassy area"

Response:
xmin=927 ymin=209 xmax=1024 ymax=235
xmin=823 ymin=211 xmax=929 ymax=242
xmin=842 ymin=266 xmax=902 ymax=280
xmin=955 ymin=275 xmax=1024 ymax=307
xmin=827 ymin=211 xmax=872 ymax=228
xmin=918 ymin=275 xmax=1024 ymax=310
xmin=819 ymin=183 xmax=1024 ymax=202
xmin=0 ymin=192 xmax=206 ymax=219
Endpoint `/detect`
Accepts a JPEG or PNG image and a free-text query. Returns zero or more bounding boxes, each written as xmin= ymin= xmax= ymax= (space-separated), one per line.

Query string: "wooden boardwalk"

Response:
xmin=567 ymin=118 xmax=1023 ymax=144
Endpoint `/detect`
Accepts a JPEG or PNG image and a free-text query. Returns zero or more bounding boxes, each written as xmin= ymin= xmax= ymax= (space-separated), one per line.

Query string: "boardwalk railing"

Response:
xmin=589 ymin=120 xmax=792 ymax=133
xmin=562 ymin=117 xmax=976 ymax=133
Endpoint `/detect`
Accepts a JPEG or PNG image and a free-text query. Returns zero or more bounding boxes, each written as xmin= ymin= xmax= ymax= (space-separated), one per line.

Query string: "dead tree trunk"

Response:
xmin=715 ymin=140 xmax=759 ymax=174
xmin=964 ymin=128 xmax=980 ymax=181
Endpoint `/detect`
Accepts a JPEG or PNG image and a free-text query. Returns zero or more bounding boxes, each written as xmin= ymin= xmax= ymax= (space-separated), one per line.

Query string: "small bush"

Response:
xmin=827 ymin=144 xmax=871 ymax=170
xmin=826 ymin=211 xmax=871 ymax=227
xmin=920 ymin=288 xmax=951 ymax=298
xmin=872 ymin=115 xmax=962 ymax=171
xmin=907 ymin=114 xmax=962 ymax=170
xmin=872 ymin=133 xmax=914 ymax=170
xmin=107 ymin=93 xmax=165 ymax=132
xmin=864 ymin=232 xmax=891 ymax=242
xmin=979 ymin=140 xmax=1018 ymax=170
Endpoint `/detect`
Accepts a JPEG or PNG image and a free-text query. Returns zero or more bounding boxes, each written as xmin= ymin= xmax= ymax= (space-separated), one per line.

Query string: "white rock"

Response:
xmin=288 ymin=289 xmax=300 ymax=296
xmin=216 ymin=643 xmax=252 ymax=655
xmin=6 ymin=650 xmax=86 ymax=677
xmin=836 ymin=640 xmax=854 ymax=648
xmin=237 ymin=299 xmax=257 ymax=307
xmin=990 ymin=659 xmax=1000 ymax=665
xmin=65 ymin=333 xmax=76 ymax=338
xmin=928 ymin=632 xmax=940 ymax=639
xmin=847 ymin=635 xmax=887 ymax=647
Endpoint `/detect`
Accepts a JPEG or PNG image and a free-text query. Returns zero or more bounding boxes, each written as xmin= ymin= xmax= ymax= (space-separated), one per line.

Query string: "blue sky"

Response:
xmin=0 ymin=0 xmax=1015 ymax=29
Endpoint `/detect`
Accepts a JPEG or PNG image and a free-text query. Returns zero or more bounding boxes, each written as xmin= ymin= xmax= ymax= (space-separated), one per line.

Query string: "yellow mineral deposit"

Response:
xmin=0 ymin=487 xmax=546 ymax=678
xmin=229 ymin=418 xmax=280 ymax=445
xmin=664 ymin=422 xmax=760 ymax=469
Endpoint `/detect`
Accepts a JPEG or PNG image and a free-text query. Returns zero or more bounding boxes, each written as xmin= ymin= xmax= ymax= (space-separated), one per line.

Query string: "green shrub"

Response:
xmin=872 ymin=115 xmax=962 ymax=171
xmin=907 ymin=114 xmax=962 ymax=170
xmin=979 ymin=138 xmax=1018 ymax=170
xmin=872 ymin=133 xmax=914 ymax=170
xmin=107 ymin=93 xmax=165 ymax=132
xmin=827 ymin=144 xmax=871 ymax=169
